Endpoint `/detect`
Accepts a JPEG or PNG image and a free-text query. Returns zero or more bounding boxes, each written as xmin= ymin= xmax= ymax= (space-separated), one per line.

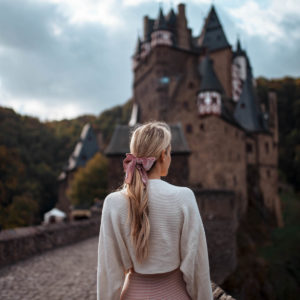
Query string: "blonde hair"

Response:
xmin=124 ymin=121 xmax=171 ymax=263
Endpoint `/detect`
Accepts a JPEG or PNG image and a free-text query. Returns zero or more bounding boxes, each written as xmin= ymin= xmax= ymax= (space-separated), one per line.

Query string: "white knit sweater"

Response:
xmin=97 ymin=179 xmax=213 ymax=300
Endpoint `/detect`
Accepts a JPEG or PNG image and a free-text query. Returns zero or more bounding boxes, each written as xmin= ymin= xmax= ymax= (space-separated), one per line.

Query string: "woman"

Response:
xmin=97 ymin=121 xmax=213 ymax=300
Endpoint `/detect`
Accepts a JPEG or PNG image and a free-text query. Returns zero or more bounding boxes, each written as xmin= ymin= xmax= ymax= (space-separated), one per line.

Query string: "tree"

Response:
xmin=67 ymin=153 xmax=108 ymax=207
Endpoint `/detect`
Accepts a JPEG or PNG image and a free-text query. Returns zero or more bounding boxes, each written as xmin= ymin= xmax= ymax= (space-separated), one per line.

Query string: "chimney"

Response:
xmin=143 ymin=16 xmax=149 ymax=41
xmin=178 ymin=3 xmax=186 ymax=18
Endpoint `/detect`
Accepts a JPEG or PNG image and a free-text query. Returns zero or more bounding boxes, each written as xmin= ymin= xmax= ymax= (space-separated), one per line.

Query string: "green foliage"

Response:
xmin=0 ymin=98 xmax=131 ymax=229
xmin=258 ymin=191 xmax=300 ymax=299
xmin=0 ymin=194 xmax=39 ymax=229
xmin=67 ymin=153 xmax=108 ymax=207
xmin=93 ymin=98 xmax=133 ymax=146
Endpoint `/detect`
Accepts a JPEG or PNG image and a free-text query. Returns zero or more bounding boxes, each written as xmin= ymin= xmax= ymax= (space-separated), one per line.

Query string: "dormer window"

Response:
xmin=197 ymin=91 xmax=221 ymax=116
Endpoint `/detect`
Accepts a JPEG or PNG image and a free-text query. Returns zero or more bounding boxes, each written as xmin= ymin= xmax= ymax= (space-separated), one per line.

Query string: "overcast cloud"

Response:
xmin=0 ymin=0 xmax=299 ymax=121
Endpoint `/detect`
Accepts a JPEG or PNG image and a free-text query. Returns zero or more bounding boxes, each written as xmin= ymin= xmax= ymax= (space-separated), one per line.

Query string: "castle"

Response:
xmin=106 ymin=3 xmax=282 ymax=224
xmin=58 ymin=3 xmax=283 ymax=284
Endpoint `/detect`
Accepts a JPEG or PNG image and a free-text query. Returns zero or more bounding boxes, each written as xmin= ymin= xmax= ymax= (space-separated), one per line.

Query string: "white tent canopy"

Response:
xmin=43 ymin=208 xmax=66 ymax=224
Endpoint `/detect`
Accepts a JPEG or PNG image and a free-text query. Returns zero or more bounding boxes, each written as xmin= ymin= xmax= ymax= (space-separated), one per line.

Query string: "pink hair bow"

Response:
xmin=123 ymin=153 xmax=156 ymax=185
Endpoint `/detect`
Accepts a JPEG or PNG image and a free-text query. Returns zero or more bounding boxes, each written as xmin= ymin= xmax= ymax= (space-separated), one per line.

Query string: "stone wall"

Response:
xmin=0 ymin=217 xmax=100 ymax=268
xmin=193 ymin=188 xmax=239 ymax=285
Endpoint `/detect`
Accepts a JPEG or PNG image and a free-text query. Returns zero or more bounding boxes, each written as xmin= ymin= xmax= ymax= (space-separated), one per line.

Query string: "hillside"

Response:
xmin=0 ymin=99 xmax=132 ymax=229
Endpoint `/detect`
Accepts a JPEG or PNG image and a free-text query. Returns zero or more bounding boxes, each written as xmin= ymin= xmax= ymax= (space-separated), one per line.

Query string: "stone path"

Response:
xmin=0 ymin=236 xmax=99 ymax=300
xmin=0 ymin=236 xmax=235 ymax=300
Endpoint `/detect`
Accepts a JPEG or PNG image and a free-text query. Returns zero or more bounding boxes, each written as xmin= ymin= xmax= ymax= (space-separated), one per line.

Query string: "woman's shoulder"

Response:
xmin=149 ymin=179 xmax=196 ymax=205
xmin=103 ymin=190 xmax=128 ymax=211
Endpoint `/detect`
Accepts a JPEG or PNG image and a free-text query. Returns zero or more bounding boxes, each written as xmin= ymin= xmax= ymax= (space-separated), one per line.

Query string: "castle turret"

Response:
xmin=232 ymin=38 xmax=247 ymax=101
xmin=197 ymin=5 xmax=230 ymax=52
xmin=197 ymin=55 xmax=224 ymax=116
xmin=233 ymin=66 xmax=264 ymax=132
xmin=151 ymin=7 xmax=173 ymax=48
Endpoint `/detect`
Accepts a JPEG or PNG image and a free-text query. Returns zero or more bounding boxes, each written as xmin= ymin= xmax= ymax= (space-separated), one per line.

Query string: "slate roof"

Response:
xmin=198 ymin=55 xmax=224 ymax=93
xmin=153 ymin=7 xmax=168 ymax=31
xmin=199 ymin=5 xmax=230 ymax=52
xmin=233 ymin=67 xmax=268 ymax=133
xmin=65 ymin=123 xmax=99 ymax=172
xmin=166 ymin=8 xmax=176 ymax=26
xmin=105 ymin=123 xmax=190 ymax=156
xmin=232 ymin=38 xmax=248 ymax=61
xmin=134 ymin=36 xmax=142 ymax=55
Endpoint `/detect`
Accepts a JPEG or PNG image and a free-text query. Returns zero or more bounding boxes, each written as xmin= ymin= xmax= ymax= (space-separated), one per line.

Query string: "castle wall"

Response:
xmin=245 ymin=135 xmax=257 ymax=164
xmin=256 ymin=133 xmax=282 ymax=225
xmin=134 ymin=46 xmax=196 ymax=122
xmin=164 ymin=61 xmax=248 ymax=214
xmin=193 ymin=189 xmax=238 ymax=284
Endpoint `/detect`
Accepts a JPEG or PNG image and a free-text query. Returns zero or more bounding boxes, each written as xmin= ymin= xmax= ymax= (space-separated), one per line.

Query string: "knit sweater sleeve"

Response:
xmin=179 ymin=188 xmax=213 ymax=300
xmin=97 ymin=193 xmax=132 ymax=300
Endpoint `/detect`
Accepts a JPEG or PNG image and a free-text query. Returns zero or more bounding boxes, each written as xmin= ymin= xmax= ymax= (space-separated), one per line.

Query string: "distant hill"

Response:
xmin=0 ymin=99 xmax=132 ymax=229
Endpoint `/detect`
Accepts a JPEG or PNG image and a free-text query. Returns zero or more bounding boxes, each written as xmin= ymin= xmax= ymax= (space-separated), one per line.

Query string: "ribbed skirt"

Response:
xmin=120 ymin=267 xmax=191 ymax=300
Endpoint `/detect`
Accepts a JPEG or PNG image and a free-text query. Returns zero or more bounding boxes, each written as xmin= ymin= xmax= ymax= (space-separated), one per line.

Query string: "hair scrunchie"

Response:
xmin=123 ymin=153 xmax=156 ymax=185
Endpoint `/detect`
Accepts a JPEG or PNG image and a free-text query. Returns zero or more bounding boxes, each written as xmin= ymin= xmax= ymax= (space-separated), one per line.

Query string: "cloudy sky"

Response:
xmin=0 ymin=0 xmax=299 ymax=121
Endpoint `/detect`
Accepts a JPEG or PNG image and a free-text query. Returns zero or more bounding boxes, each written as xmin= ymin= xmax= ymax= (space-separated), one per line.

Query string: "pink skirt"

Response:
xmin=120 ymin=267 xmax=191 ymax=300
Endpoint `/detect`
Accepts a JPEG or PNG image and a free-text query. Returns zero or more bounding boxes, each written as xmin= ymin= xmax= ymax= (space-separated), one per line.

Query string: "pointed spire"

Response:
xmin=235 ymin=37 xmax=245 ymax=56
xmin=135 ymin=35 xmax=142 ymax=55
xmin=233 ymin=67 xmax=264 ymax=132
xmin=154 ymin=7 xmax=167 ymax=30
xmin=166 ymin=7 xmax=176 ymax=25
xmin=199 ymin=55 xmax=224 ymax=93
xmin=198 ymin=5 xmax=230 ymax=51
xmin=236 ymin=37 xmax=241 ymax=52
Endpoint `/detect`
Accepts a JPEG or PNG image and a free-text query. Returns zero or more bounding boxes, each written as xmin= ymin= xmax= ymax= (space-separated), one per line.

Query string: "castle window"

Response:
xmin=211 ymin=96 xmax=217 ymax=104
xmin=160 ymin=76 xmax=170 ymax=84
xmin=186 ymin=124 xmax=193 ymax=133
xmin=246 ymin=143 xmax=253 ymax=153
xmin=233 ymin=175 xmax=237 ymax=186
xmin=266 ymin=169 xmax=271 ymax=178
xmin=200 ymin=123 xmax=205 ymax=131
xmin=273 ymin=141 xmax=277 ymax=148
xmin=265 ymin=142 xmax=269 ymax=153
xmin=188 ymin=82 xmax=194 ymax=89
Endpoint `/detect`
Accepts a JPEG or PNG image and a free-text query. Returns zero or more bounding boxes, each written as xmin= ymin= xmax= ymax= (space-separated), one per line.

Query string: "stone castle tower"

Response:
xmin=119 ymin=3 xmax=282 ymax=224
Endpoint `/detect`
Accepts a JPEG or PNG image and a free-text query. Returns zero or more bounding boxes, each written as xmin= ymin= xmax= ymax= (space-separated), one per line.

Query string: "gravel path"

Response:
xmin=0 ymin=236 xmax=99 ymax=300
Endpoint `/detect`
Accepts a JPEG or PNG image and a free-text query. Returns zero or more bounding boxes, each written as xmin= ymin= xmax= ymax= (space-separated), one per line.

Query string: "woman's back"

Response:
xmin=106 ymin=179 xmax=191 ymax=273
xmin=98 ymin=179 xmax=213 ymax=299
xmin=97 ymin=121 xmax=213 ymax=300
